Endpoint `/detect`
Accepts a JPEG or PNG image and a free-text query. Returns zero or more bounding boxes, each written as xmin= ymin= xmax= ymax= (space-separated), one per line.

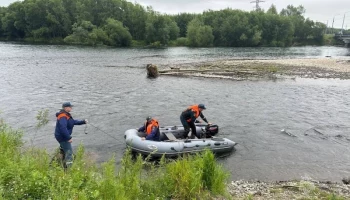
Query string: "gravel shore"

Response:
xmin=225 ymin=179 xmax=350 ymax=200
xmin=160 ymin=58 xmax=350 ymax=80
xmin=256 ymin=58 xmax=350 ymax=73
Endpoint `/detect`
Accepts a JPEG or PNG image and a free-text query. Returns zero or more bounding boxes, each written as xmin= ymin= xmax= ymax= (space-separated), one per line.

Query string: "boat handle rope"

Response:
xmin=170 ymin=147 xmax=179 ymax=152
xmin=87 ymin=123 xmax=124 ymax=145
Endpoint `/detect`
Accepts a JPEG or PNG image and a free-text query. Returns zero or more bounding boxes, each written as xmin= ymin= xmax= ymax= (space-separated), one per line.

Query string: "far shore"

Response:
xmin=158 ymin=57 xmax=350 ymax=80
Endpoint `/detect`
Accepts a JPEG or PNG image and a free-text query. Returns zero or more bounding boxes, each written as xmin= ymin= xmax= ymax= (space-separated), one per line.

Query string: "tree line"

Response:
xmin=0 ymin=0 xmax=327 ymax=47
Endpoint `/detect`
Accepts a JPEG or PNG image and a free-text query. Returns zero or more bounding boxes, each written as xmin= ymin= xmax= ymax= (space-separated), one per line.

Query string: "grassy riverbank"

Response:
xmin=0 ymin=119 xmax=229 ymax=199
xmin=159 ymin=58 xmax=350 ymax=80
xmin=1 ymin=120 xmax=349 ymax=200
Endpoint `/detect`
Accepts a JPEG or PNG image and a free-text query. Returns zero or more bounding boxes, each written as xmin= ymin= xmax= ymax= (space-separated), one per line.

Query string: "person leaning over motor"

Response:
xmin=180 ymin=104 xmax=210 ymax=139
xmin=54 ymin=102 xmax=87 ymax=168
xmin=138 ymin=116 xmax=160 ymax=141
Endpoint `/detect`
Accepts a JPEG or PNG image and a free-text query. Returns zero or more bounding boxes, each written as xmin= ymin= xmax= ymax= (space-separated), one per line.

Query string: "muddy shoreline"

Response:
xmin=159 ymin=58 xmax=350 ymax=80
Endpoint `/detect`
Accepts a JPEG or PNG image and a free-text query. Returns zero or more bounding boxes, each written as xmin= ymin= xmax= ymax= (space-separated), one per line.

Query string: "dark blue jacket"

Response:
xmin=138 ymin=124 xmax=160 ymax=141
xmin=54 ymin=110 xmax=85 ymax=142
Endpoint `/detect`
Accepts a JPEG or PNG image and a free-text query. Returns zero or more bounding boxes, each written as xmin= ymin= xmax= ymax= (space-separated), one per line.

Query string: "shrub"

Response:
xmin=175 ymin=37 xmax=188 ymax=46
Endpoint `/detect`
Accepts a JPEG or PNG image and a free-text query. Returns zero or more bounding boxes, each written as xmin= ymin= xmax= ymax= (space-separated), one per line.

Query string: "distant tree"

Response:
xmin=311 ymin=22 xmax=327 ymax=44
xmin=172 ymin=13 xmax=198 ymax=37
xmin=0 ymin=7 xmax=6 ymax=37
xmin=0 ymin=0 xmax=327 ymax=46
xmin=1 ymin=2 xmax=26 ymax=38
xmin=145 ymin=15 xmax=169 ymax=45
xmin=266 ymin=4 xmax=278 ymax=15
xmin=186 ymin=17 xmax=214 ymax=47
xmin=261 ymin=14 xmax=294 ymax=46
xmin=280 ymin=5 xmax=316 ymax=43
xmin=102 ymin=18 xmax=132 ymax=47
xmin=121 ymin=2 xmax=147 ymax=40
xmin=64 ymin=20 xmax=106 ymax=45
xmin=201 ymin=9 xmax=242 ymax=46
xmin=168 ymin=20 xmax=180 ymax=40
xmin=145 ymin=13 xmax=179 ymax=45
xmin=24 ymin=0 xmax=72 ymax=39
xmin=280 ymin=5 xmax=305 ymax=17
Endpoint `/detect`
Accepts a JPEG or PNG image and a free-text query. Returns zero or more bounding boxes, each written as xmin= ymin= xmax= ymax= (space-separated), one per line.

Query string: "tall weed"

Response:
xmin=0 ymin=121 xmax=229 ymax=200
xmin=165 ymin=154 xmax=205 ymax=199
xmin=201 ymin=150 xmax=229 ymax=194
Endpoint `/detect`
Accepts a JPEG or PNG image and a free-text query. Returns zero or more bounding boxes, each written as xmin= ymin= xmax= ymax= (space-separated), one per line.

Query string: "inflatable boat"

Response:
xmin=124 ymin=123 xmax=236 ymax=158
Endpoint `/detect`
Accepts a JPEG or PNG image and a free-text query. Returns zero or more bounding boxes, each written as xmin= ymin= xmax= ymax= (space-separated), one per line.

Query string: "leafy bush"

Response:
xmin=64 ymin=21 xmax=107 ymax=46
xmin=131 ymin=40 xmax=147 ymax=47
xmin=175 ymin=37 xmax=188 ymax=46
xmin=102 ymin=18 xmax=132 ymax=47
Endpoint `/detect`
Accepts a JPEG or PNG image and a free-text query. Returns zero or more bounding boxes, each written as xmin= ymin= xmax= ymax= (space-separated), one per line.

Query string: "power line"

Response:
xmin=250 ymin=0 xmax=265 ymax=11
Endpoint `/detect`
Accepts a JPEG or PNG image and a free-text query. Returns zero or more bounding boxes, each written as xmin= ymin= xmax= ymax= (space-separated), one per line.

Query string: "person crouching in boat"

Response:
xmin=180 ymin=104 xmax=210 ymax=139
xmin=138 ymin=116 xmax=160 ymax=141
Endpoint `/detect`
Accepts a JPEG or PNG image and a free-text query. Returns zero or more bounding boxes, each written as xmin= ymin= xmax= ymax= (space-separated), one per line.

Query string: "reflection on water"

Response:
xmin=0 ymin=42 xmax=350 ymax=182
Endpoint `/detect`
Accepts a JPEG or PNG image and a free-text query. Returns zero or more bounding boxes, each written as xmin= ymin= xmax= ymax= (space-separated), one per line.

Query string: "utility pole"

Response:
xmin=341 ymin=11 xmax=350 ymax=34
xmin=341 ymin=13 xmax=346 ymax=34
xmin=250 ymin=0 xmax=265 ymax=11
xmin=332 ymin=14 xmax=342 ymax=34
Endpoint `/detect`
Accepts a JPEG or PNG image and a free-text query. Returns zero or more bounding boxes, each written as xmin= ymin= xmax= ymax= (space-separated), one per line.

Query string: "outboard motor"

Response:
xmin=203 ymin=124 xmax=219 ymax=138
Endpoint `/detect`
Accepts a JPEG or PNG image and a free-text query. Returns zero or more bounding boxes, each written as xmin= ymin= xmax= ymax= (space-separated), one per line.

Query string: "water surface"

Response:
xmin=1 ymin=42 xmax=349 ymax=182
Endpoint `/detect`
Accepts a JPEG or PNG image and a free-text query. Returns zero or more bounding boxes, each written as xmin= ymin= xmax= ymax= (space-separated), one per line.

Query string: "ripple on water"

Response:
xmin=1 ymin=43 xmax=350 ymax=182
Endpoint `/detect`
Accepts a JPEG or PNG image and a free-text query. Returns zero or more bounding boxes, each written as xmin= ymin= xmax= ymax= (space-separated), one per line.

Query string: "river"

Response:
xmin=0 ymin=42 xmax=349 ymax=182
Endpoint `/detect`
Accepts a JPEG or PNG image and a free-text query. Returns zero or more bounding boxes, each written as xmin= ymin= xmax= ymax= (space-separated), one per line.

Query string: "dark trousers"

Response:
xmin=180 ymin=115 xmax=198 ymax=139
xmin=59 ymin=141 xmax=73 ymax=168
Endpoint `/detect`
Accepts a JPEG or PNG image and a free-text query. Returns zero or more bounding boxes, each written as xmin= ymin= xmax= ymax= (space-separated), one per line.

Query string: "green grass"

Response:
xmin=3 ymin=119 xmax=347 ymax=200
xmin=0 ymin=120 xmax=230 ymax=200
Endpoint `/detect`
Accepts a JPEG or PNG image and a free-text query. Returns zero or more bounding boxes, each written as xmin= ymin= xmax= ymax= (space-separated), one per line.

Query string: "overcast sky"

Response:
xmin=1 ymin=0 xmax=350 ymax=28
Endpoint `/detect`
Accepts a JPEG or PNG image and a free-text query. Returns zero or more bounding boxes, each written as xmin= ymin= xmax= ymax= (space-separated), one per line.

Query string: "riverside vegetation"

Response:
xmin=1 ymin=118 xmax=349 ymax=199
xmin=0 ymin=118 xmax=229 ymax=199
xmin=0 ymin=0 xmax=342 ymax=47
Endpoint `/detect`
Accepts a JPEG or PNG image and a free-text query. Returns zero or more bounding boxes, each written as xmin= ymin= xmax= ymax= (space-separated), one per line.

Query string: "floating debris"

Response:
xmin=281 ymin=129 xmax=297 ymax=137
xmin=312 ymin=128 xmax=324 ymax=135
xmin=146 ymin=64 xmax=159 ymax=78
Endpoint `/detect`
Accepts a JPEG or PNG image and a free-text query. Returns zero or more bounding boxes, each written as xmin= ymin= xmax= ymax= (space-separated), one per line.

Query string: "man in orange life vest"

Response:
xmin=138 ymin=116 xmax=160 ymax=141
xmin=54 ymin=102 xmax=87 ymax=168
xmin=180 ymin=104 xmax=209 ymax=139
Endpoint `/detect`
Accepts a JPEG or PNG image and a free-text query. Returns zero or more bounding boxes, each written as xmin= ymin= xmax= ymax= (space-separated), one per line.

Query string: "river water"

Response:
xmin=1 ymin=42 xmax=350 ymax=182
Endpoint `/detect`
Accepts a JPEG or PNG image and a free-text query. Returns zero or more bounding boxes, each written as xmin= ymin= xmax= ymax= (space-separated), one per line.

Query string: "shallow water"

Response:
xmin=1 ymin=42 xmax=350 ymax=182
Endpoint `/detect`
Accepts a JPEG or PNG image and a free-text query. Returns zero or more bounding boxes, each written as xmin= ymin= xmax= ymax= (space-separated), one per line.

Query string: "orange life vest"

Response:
xmin=57 ymin=112 xmax=71 ymax=120
xmin=184 ymin=105 xmax=200 ymax=122
xmin=144 ymin=119 xmax=159 ymax=135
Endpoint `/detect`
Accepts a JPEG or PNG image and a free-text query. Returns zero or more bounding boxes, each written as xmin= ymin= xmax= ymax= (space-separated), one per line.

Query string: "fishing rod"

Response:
xmin=86 ymin=123 xmax=125 ymax=144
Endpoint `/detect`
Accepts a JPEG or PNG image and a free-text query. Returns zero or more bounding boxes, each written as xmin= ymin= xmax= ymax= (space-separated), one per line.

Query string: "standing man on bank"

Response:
xmin=180 ymin=104 xmax=210 ymax=139
xmin=54 ymin=102 xmax=87 ymax=168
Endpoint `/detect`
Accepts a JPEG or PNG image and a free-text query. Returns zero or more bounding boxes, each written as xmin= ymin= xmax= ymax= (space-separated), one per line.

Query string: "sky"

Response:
xmin=1 ymin=0 xmax=350 ymax=28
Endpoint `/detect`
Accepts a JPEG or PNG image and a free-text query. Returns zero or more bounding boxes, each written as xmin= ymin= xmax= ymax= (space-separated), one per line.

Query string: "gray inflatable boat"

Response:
xmin=124 ymin=124 xmax=236 ymax=158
